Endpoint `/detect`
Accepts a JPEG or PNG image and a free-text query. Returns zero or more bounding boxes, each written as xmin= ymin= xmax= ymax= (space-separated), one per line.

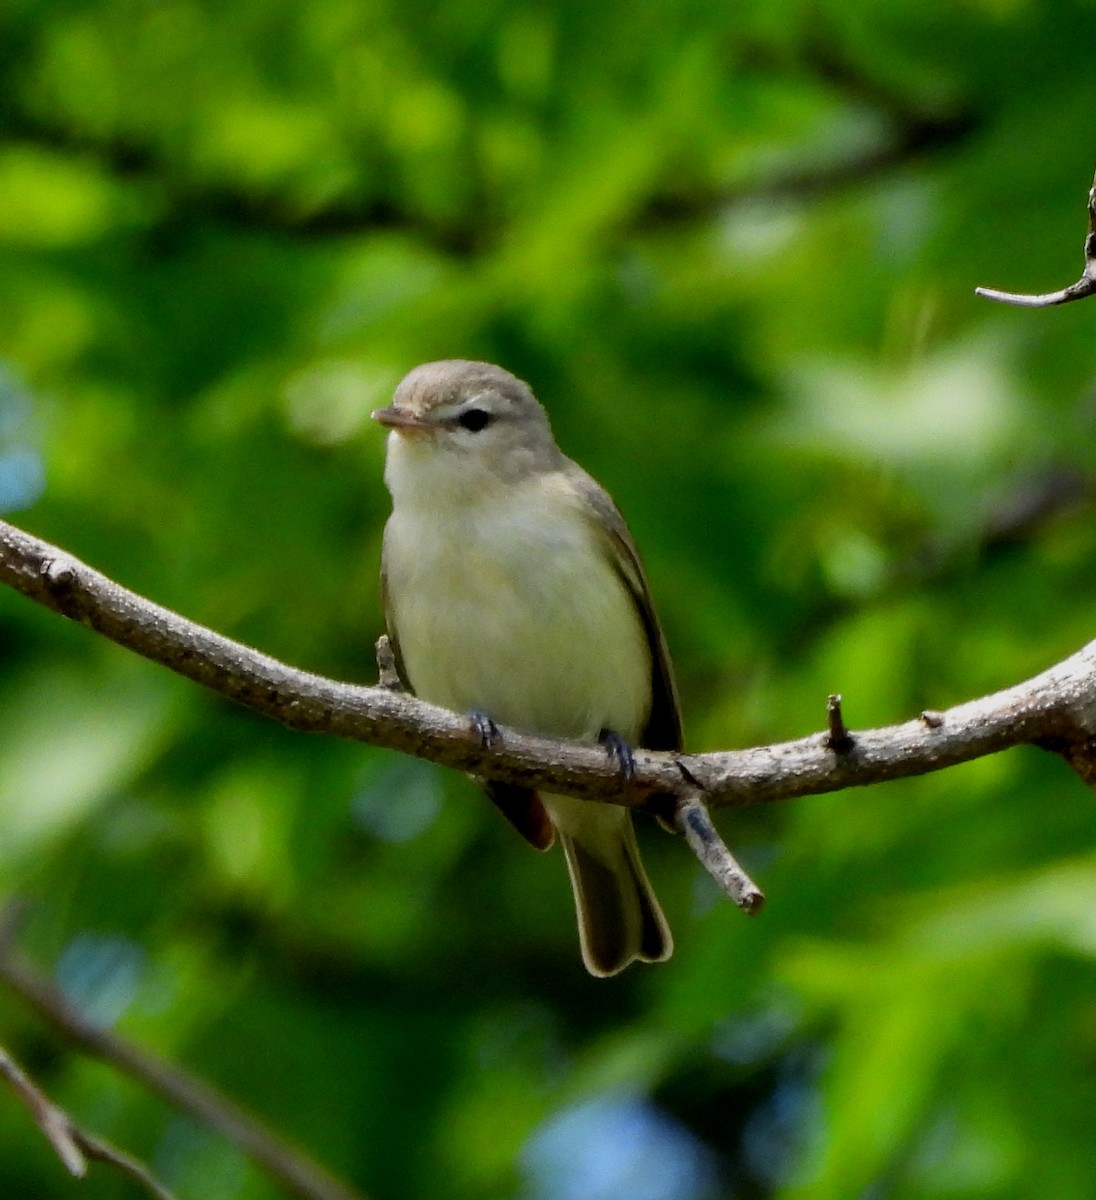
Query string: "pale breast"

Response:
xmin=383 ymin=484 xmax=652 ymax=742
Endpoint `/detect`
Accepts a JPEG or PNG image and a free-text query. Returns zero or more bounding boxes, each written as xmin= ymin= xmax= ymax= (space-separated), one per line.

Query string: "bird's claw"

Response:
xmin=469 ymin=710 xmax=501 ymax=749
xmin=599 ymin=728 xmax=636 ymax=782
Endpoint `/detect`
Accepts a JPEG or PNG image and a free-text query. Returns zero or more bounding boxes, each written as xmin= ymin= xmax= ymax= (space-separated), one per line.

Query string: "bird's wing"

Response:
xmin=569 ymin=463 xmax=684 ymax=753
xmin=378 ymin=528 xmax=413 ymax=692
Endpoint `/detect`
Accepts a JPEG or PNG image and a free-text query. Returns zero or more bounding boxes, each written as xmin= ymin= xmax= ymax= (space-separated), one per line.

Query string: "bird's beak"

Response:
xmin=371 ymin=406 xmax=432 ymax=433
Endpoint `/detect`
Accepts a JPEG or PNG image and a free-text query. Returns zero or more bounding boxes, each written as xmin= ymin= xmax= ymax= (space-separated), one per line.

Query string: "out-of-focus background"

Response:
xmin=2 ymin=2 xmax=1096 ymax=1197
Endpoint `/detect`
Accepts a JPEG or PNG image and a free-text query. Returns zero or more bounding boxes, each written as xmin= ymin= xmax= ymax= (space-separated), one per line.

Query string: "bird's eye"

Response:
xmin=457 ymin=408 xmax=493 ymax=433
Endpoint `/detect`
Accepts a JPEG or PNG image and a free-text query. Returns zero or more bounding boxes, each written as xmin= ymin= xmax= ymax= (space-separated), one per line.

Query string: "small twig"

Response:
xmin=0 ymin=1043 xmax=176 ymax=1200
xmin=976 ymin=167 xmax=1096 ymax=307
xmin=0 ymin=929 xmax=368 ymax=1200
xmin=0 ymin=1045 xmax=87 ymax=1175
xmin=825 ymin=694 xmax=854 ymax=753
xmin=73 ymin=1132 xmax=177 ymax=1200
xmin=374 ymin=634 xmax=403 ymax=691
xmin=676 ymin=794 xmax=765 ymax=915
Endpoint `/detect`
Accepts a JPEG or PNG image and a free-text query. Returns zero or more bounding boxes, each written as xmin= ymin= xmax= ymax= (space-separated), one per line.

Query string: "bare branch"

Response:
xmin=4 ymin=516 xmax=1096 ymax=823
xmin=0 ymin=931 xmax=368 ymax=1200
xmin=825 ymin=693 xmax=853 ymax=754
xmin=976 ymin=167 xmax=1096 ymax=307
xmin=374 ymin=634 xmax=404 ymax=691
xmin=69 ymin=1133 xmax=176 ymax=1200
xmin=0 ymin=1042 xmax=176 ymax=1200
xmin=676 ymin=795 xmax=764 ymax=914
xmin=0 ymin=1045 xmax=88 ymax=1176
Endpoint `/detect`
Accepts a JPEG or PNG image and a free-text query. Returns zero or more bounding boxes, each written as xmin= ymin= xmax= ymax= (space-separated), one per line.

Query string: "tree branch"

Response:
xmin=3 ymin=515 xmax=1096 ymax=857
xmin=976 ymin=166 xmax=1096 ymax=307
xmin=0 ymin=1042 xmax=176 ymax=1199
xmin=5 ymin=517 xmax=1096 ymax=802
xmin=675 ymin=792 xmax=764 ymax=914
xmin=0 ymin=921 xmax=368 ymax=1200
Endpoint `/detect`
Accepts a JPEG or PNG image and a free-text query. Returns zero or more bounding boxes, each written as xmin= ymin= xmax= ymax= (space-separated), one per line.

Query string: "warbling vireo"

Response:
xmin=373 ymin=360 xmax=681 ymax=976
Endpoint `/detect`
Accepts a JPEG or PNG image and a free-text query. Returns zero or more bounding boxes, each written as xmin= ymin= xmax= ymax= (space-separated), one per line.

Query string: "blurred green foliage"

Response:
xmin=2 ymin=1 xmax=1096 ymax=1197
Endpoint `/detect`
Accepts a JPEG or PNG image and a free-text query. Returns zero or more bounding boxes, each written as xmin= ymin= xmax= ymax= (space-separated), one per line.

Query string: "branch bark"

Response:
xmin=4 ymin=515 xmax=1096 ymax=1174
xmin=976 ymin=166 xmax=1096 ymax=307
xmin=0 ymin=1043 xmax=176 ymax=1200
xmin=0 ymin=926 xmax=368 ymax=1200
xmin=4 ymin=517 xmax=1096 ymax=816
xmin=3 ymin=517 xmax=1096 ymax=811
xmin=675 ymin=792 xmax=764 ymax=914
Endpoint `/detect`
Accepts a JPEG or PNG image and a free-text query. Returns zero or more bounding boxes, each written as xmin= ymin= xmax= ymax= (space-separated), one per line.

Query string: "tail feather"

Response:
xmin=547 ymin=795 xmax=672 ymax=977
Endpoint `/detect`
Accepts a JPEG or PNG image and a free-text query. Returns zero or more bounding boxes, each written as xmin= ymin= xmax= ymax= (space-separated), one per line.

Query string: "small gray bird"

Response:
xmin=373 ymin=360 xmax=681 ymax=975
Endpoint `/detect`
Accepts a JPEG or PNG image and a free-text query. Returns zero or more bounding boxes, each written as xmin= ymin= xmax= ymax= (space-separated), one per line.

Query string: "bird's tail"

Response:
xmin=545 ymin=794 xmax=673 ymax=976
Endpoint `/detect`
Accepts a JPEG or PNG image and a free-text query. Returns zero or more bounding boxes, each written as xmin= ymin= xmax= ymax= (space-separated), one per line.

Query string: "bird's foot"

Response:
xmin=469 ymin=709 xmax=501 ymax=749
xmin=599 ymin=728 xmax=636 ymax=782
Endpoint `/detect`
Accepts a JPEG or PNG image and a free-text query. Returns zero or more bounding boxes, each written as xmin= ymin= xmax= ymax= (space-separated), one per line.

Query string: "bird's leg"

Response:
xmin=598 ymin=728 xmax=636 ymax=782
xmin=468 ymin=709 xmax=501 ymax=749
